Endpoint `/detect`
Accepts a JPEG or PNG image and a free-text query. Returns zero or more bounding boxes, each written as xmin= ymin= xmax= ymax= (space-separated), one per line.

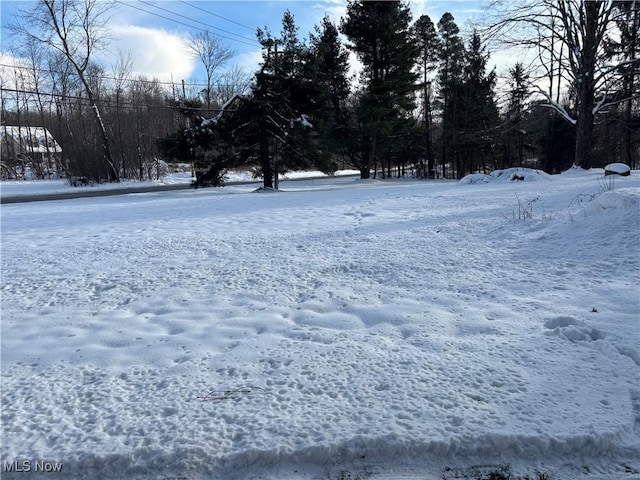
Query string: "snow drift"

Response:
xmin=1 ymin=168 xmax=638 ymax=480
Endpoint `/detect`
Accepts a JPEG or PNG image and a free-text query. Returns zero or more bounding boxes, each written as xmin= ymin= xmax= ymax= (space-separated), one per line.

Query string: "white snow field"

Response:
xmin=1 ymin=168 xmax=639 ymax=480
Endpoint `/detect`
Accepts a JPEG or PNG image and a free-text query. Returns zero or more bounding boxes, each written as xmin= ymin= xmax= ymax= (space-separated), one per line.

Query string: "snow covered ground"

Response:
xmin=0 ymin=169 xmax=358 ymax=198
xmin=1 ymin=168 xmax=639 ymax=480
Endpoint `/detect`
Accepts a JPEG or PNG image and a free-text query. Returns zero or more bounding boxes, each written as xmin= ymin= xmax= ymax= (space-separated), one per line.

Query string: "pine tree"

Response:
xmin=413 ymin=14 xmax=440 ymax=178
xmin=459 ymin=31 xmax=500 ymax=175
xmin=161 ymin=11 xmax=319 ymax=189
xmin=506 ymin=62 xmax=529 ymax=166
xmin=340 ymin=0 xmax=419 ymax=178
xmin=437 ymin=12 xmax=465 ymax=178
xmin=307 ymin=15 xmax=352 ymax=173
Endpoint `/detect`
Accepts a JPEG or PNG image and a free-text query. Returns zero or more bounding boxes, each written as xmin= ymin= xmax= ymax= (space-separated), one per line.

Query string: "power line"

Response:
xmin=115 ymin=0 xmax=259 ymax=48
xmin=1 ymin=86 xmax=181 ymax=111
xmin=178 ymin=0 xmax=256 ymax=32
xmin=0 ymin=87 xmax=240 ymax=113
xmin=138 ymin=0 xmax=259 ymax=44
xmin=0 ymin=63 xmax=252 ymax=90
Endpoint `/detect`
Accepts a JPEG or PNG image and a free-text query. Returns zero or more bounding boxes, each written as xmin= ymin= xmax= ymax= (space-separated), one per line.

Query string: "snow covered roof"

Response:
xmin=0 ymin=126 xmax=62 ymax=154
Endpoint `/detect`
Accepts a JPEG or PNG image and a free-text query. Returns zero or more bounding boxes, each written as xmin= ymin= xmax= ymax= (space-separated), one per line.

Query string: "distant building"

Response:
xmin=0 ymin=125 xmax=63 ymax=179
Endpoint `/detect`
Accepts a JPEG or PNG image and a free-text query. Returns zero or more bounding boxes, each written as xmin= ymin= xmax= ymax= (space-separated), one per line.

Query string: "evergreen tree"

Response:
xmin=167 ymin=10 xmax=319 ymax=189
xmin=459 ymin=31 xmax=500 ymax=175
xmin=539 ymin=103 xmax=576 ymax=173
xmin=253 ymin=11 xmax=318 ymax=188
xmin=437 ymin=12 xmax=465 ymax=178
xmin=412 ymin=14 xmax=440 ymax=178
xmin=505 ymin=62 xmax=530 ymax=166
xmin=307 ymin=15 xmax=352 ymax=173
xmin=340 ymin=0 xmax=419 ymax=178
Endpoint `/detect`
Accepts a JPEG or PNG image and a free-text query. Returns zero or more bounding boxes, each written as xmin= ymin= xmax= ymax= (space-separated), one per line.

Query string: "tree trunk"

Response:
xmin=441 ymin=143 xmax=447 ymax=178
xmin=426 ymin=95 xmax=435 ymax=176
xmin=574 ymin=91 xmax=594 ymax=169
xmin=115 ymin=90 xmax=127 ymax=179
xmin=89 ymin=102 xmax=119 ymax=181
xmin=622 ymin=3 xmax=638 ymax=167
xmin=79 ymin=73 xmax=118 ymax=182
xmin=573 ymin=1 xmax=600 ymax=170
xmin=260 ymin=133 xmax=273 ymax=189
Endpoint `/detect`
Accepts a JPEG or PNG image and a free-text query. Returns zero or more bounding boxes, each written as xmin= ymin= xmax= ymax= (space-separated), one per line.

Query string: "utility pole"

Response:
xmin=273 ymin=40 xmax=279 ymax=190
xmin=256 ymin=43 xmax=273 ymax=189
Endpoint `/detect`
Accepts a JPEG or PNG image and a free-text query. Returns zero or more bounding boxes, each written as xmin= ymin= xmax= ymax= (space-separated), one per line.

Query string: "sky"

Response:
xmin=0 ymin=1 xmax=492 ymax=91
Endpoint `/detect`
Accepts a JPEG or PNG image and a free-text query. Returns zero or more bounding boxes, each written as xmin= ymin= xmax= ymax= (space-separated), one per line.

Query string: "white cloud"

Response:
xmin=311 ymin=0 xmax=347 ymax=25
xmin=0 ymin=53 xmax=36 ymax=90
xmin=235 ymin=49 xmax=264 ymax=76
xmin=105 ymin=25 xmax=196 ymax=82
xmin=410 ymin=0 xmax=430 ymax=18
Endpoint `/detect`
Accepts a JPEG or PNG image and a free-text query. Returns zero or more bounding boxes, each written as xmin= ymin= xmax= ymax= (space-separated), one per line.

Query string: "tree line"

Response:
xmin=1 ymin=0 xmax=638 ymax=185
xmin=1 ymin=0 xmax=249 ymax=182
xmin=163 ymin=0 xmax=640 ymax=188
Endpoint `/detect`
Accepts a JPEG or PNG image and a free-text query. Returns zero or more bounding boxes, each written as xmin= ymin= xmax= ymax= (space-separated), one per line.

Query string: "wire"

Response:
xmin=115 ymin=0 xmax=259 ymax=48
xmin=178 ymin=0 xmax=256 ymax=32
xmin=0 ymin=86 xmax=241 ymax=113
xmin=0 ymin=63 xmax=252 ymax=89
xmin=138 ymin=0 xmax=258 ymax=43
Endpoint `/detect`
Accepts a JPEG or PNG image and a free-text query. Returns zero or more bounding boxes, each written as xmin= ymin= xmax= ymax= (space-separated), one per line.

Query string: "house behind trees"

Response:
xmin=0 ymin=125 xmax=63 ymax=180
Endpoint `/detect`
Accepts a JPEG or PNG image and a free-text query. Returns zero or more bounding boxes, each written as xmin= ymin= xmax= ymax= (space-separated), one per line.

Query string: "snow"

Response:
xmin=202 ymin=94 xmax=243 ymax=126
xmin=1 ymin=168 xmax=639 ymax=480
xmin=0 ymin=169 xmax=358 ymax=198
xmin=299 ymin=114 xmax=313 ymax=128
xmin=605 ymin=163 xmax=632 ymax=176
xmin=0 ymin=126 xmax=63 ymax=153
xmin=0 ymin=173 xmax=191 ymax=197
xmin=458 ymin=168 xmax=552 ymax=184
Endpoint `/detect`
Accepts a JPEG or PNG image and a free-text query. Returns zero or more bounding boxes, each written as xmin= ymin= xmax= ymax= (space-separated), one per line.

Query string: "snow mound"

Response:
xmin=544 ymin=316 xmax=606 ymax=343
xmin=458 ymin=173 xmax=491 ymax=184
xmin=459 ymin=168 xmax=551 ymax=184
xmin=561 ymin=165 xmax=589 ymax=175
xmin=605 ymin=163 xmax=632 ymax=176
xmin=590 ymin=189 xmax=640 ymax=212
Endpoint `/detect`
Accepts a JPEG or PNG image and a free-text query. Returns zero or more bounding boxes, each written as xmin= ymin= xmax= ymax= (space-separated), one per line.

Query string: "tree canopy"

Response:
xmin=3 ymin=0 xmax=637 ymax=184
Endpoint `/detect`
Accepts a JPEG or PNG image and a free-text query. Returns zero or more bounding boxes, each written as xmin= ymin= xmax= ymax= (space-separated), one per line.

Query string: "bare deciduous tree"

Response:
xmin=488 ymin=0 xmax=637 ymax=169
xmin=216 ymin=64 xmax=251 ymax=105
xmin=112 ymin=50 xmax=133 ymax=178
xmin=9 ymin=0 xmax=119 ymax=181
xmin=187 ymin=31 xmax=235 ymax=111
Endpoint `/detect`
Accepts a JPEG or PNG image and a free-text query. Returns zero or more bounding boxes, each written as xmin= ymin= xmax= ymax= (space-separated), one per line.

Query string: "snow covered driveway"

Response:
xmin=1 ymin=170 xmax=639 ymax=479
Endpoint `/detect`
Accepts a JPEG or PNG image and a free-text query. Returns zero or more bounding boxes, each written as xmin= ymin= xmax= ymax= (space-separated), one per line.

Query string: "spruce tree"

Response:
xmin=161 ymin=10 xmax=320 ymax=189
xmin=437 ymin=12 xmax=465 ymax=178
xmin=506 ymin=62 xmax=529 ymax=166
xmin=413 ymin=14 xmax=440 ymax=178
xmin=254 ymin=11 xmax=318 ymax=188
xmin=459 ymin=31 xmax=499 ymax=175
xmin=340 ymin=0 xmax=419 ymax=179
xmin=307 ymin=15 xmax=352 ymax=173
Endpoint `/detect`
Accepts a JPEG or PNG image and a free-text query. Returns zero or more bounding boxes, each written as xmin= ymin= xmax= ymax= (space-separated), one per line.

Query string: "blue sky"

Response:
xmin=1 ymin=1 xmax=490 ymax=88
